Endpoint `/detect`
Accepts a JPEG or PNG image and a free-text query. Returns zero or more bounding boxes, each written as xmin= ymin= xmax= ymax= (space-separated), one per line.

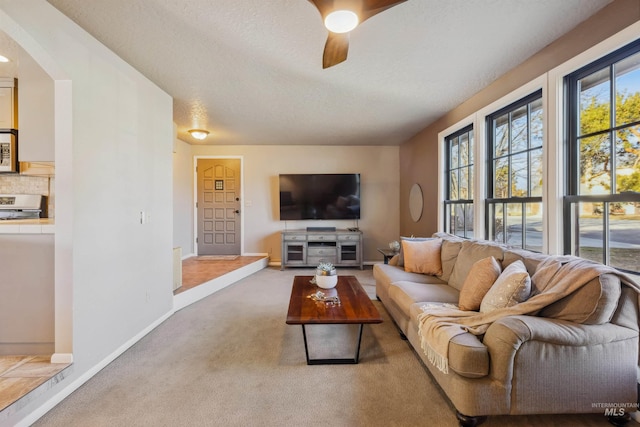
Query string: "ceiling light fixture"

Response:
xmin=188 ymin=129 xmax=209 ymax=140
xmin=324 ymin=10 xmax=359 ymax=33
xmin=0 ymin=55 xmax=10 ymax=63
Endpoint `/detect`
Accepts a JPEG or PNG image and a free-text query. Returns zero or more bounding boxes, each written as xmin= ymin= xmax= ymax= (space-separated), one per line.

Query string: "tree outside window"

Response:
xmin=444 ymin=126 xmax=474 ymax=238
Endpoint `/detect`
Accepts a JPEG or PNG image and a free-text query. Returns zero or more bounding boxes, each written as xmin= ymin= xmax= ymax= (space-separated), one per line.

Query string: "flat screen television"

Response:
xmin=279 ymin=173 xmax=360 ymax=220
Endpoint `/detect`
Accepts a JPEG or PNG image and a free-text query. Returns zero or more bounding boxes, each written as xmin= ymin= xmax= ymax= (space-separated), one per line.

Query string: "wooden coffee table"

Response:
xmin=286 ymin=275 xmax=383 ymax=365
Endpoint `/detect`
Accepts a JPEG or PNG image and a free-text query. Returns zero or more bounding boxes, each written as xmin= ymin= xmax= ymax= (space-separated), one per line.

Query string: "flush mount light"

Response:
xmin=188 ymin=129 xmax=209 ymax=140
xmin=0 ymin=55 xmax=10 ymax=63
xmin=324 ymin=10 xmax=359 ymax=34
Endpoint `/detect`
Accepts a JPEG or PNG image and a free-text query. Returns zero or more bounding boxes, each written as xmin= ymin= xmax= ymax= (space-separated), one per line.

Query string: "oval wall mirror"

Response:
xmin=409 ymin=183 xmax=423 ymax=222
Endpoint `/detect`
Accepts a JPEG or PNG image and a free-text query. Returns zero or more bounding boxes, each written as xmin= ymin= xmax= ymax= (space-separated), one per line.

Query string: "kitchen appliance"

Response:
xmin=0 ymin=194 xmax=46 ymax=220
xmin=0 ymin=129 xmax=18 ymax=173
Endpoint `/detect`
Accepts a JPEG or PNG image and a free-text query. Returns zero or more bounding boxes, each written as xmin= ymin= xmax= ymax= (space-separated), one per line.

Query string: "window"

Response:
xmin=444 ymin=125 xmax=474 ymax=238
xmin=565 ymin=40 xmax=640 ymax=273
xmin=486 ymin=90 xmax=543 ymax=251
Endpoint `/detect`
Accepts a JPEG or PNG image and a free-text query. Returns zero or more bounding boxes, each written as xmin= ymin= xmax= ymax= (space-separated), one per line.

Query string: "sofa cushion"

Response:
xmin=402 ymin=238 xmax=443 ymax=275
xmin=397 ymin=236 xmax=433 ymax=266
xmin=389 ymin=281 xmax=459 ymax=314
xmin=432 ymin=232 xmax=464 ymax=282
xmin=480 ymin=260 xmax=531 ymax=313
xmin=459 ymin=256 xmax=502 ymax=311
xmin=538 ymin=273 xmax=621 ymax=325
xmin=448 ymin=240 xmax=505 ymax=291
xmin=409 ymin=303 xmax=489 ymax=378
xmin=503 ymin=248 xmax=549 ymax=277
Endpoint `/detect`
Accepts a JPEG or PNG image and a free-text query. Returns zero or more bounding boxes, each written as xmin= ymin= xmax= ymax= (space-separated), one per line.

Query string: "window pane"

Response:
xmin=454 ymin=204 xmax=465 ymax=238
xmin=494 ymin=157 xmax=509 ymax=198
xmin=494 ymin=114 xmax=509 ymax=157
xmin=490 ymin=203 xmax=504 ymax=243
xmin=467 ymin=165 xmax=474 ymax=199
xmin=445 ymin=204 xmax=452 ymax=234
xmin=579 ymin=134 xmax=611 ymax=195
xmin=468 ymin=131 xmax=474 ymax=165
xmin=512 ymin=152 xmax=528 ymax=197
xmin=525 ymin=202 xmax=543 ymax=252
xmin=506 ymin=203 xmax=523 ymax=247
xmin=460 ymin=167 xmax=469 ymax=199
xmin=465 ymin=203 xmax=474 ymax=239
xmin=450 ymin=170 xmax=458 ymax=200
xmin=615 ymin=52 xmax=640 ymax=127
xmin=530 ymin=98 xmax=543 ymax=149
xmin=579 ymin=68 xmax=610 ymax=136
xmin=577 ymin=202 xmax=604 ymax=263
xmin=615 ymin=127 xmax=640 ymax=194
xmin=511 ymin=105 xmax=528 ymax=153
xmin=460 ymin=133 xmax=469 ymax=167
xmin=530 ymin=148 xmax=543 ymax=197
xmin=609 ymin=202 xmax=640 ymax=271
xmin=451 ymin=138 xmax=459 ymax=169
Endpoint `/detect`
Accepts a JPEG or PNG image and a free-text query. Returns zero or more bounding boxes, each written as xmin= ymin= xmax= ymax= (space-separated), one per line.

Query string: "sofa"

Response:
xmin=373 ymin=232 xmax=639 ymax=426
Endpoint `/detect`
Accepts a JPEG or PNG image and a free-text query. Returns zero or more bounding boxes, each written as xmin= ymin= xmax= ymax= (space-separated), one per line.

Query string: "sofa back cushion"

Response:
xmin=448 ymin=240 xmax=505 ymax=291
xmin=538 ymin=273 xmax=622 ymax=324
xmin=503 ymin=248 xmax=549 ymax=277
xmin=432 ymin=232 xmax=464 ymax=282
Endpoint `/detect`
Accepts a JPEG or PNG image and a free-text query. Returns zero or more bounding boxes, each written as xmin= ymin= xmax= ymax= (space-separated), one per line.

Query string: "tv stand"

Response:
xmin=281 ymin=229 xmax=363 ymax=270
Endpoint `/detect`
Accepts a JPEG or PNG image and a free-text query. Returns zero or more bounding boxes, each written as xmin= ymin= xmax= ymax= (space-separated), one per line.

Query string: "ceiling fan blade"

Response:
xmin=323 ymin=32 xmax=350 ymax=69
xmin=360 ymin=0 xmax=407 ymax=22
xmin=308 ymin=0 xmax=333 ymax=18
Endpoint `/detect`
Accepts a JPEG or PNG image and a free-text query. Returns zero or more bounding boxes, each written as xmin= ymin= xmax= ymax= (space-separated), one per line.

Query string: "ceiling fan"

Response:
xmin=308 ymin=0 xmax=407 ymax=69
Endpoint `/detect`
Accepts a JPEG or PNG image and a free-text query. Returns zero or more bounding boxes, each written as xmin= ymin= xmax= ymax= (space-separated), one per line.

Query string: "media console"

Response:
xmin=281 ymin=229 xmax=363 ymax=270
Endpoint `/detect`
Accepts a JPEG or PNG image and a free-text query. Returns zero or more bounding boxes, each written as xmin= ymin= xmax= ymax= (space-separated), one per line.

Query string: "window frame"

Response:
xmin=443 ymin=124 xmax=475 ymax=238
xmin=485 ymin=89 xmax=544 ymax=251
xmin=564 ymin=38 xmax=640 ymax=272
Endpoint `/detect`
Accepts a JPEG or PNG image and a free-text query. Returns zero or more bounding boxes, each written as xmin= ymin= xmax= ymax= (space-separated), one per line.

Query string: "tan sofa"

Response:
xmin=373 ymin=233 xmax=639 ymax=426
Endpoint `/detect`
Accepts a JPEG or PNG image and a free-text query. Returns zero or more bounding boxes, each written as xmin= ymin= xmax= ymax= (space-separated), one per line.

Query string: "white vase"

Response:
xmin=315 ymin=269 xmax=338 ymax=289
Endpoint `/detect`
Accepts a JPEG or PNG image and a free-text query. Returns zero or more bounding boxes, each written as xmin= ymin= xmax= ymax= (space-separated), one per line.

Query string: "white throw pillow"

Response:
xmin=480 ymin=260 xmax=531 ymax=313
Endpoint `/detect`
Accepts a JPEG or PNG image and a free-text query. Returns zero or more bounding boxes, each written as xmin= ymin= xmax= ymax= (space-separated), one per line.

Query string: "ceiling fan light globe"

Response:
xmin=188 ymin=129 xmax=209 ymax=140
xmin=324 ymin=10 xmax=359 ymax=34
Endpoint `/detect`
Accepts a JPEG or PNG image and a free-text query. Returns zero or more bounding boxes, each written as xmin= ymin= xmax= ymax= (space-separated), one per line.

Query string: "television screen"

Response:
xmin=279 ymin=174 xmax=360 ymax=220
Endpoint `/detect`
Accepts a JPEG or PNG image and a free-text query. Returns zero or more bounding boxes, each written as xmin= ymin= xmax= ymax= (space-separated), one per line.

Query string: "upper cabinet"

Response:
xmin=0 ymin=78 xmax=17 ymax=129
xmin=17 ymin=51 xmax=54 ymax=162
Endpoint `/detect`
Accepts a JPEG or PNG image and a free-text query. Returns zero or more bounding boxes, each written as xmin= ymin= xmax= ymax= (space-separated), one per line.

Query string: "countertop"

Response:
xmin=0 ymin=218 xmax=55 ymax=234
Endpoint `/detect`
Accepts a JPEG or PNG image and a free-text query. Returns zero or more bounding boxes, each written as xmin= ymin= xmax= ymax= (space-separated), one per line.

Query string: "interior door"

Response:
xmin=197 ymin=158 xmax=241 ymax=255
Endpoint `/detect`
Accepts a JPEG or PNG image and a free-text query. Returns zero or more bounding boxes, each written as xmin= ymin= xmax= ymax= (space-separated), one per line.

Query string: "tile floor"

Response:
xmin=1 ymin=255 xmax=267 ymax=415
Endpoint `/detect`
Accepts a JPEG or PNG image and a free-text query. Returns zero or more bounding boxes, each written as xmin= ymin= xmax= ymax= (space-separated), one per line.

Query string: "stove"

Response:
xmin=0 ymin=194 xmax=46 ymax=220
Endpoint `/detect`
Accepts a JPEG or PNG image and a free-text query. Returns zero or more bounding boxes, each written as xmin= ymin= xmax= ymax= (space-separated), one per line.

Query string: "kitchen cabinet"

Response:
xmin=0 ymin=78 xmax=17 ymax=129
xmin=17 ymin=51 xmax=55 ymax=162
xmin=0 ymin=234 xmax=54 ymax=355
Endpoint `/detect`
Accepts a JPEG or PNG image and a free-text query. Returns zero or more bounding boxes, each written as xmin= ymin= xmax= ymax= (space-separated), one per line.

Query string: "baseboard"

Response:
xmin=16 ymin=310 xmax=173 ymax=427
xmin=50 ymin=353 xmax=73 ymax=364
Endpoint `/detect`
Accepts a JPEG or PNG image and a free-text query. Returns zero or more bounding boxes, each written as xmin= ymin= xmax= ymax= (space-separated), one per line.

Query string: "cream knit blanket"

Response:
xmin=417 ymin=257 xmax=640 ymax=374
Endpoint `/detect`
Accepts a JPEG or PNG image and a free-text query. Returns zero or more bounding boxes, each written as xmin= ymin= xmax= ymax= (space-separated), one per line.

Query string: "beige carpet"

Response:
xmin=34 ymin=267 xmax=616 ymax=427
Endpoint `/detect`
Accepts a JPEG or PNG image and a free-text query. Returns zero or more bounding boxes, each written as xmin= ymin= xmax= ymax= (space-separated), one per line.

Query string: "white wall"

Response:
xmin=173 ymin=137 xmax=194 ymax=255
xmin=187 ymin=144 xmax=401 ymax=263
xmin=0 ymin=2 xmax=174 ymax=425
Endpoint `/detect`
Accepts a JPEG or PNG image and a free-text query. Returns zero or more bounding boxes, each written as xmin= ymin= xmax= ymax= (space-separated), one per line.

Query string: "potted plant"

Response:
xmin=315 ymin=262 xmax=338 ymax=289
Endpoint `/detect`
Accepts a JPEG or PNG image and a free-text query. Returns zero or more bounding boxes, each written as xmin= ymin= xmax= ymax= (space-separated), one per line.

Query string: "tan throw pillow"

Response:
xmin=480 ymin=260 xmax=531 ymax=313
xmin=458 ymin=257 xmax=502 ymax=311
xmin=402 ymin=238 xmax=443 ymax=275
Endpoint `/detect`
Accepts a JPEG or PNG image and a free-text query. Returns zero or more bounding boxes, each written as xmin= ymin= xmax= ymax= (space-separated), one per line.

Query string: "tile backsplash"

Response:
xmin=0 ymin=174 xmax=55 ymax=218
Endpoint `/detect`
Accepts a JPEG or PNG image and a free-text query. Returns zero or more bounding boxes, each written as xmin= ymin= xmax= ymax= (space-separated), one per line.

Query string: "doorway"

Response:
xmin=195 ymin=158 xmax=242 ymax=255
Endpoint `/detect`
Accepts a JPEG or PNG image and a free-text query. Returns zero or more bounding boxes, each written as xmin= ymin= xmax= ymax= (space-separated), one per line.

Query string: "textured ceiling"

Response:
xmin=26 ymin=1 xmax=615 ymax=144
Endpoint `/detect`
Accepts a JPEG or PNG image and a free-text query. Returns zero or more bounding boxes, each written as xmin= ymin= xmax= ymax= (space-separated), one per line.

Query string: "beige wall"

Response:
xmin=399 ymin=0 xmax=640 ymax=236
xmin=181 ymin=144 xmax=400 ymax=263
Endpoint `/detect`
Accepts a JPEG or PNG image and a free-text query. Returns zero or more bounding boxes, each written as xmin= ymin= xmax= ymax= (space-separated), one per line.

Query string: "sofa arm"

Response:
xmin=483 ymin=315 xmax=638 ymax=384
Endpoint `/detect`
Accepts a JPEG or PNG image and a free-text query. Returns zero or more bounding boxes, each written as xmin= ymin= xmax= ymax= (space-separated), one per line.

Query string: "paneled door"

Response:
xmin=197 ymin=158 xmax=241 ymax=255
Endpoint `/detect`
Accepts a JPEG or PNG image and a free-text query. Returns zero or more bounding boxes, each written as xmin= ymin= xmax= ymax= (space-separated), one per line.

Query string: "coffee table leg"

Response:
xmin=301 ymin=324 xmax=365 ymax=365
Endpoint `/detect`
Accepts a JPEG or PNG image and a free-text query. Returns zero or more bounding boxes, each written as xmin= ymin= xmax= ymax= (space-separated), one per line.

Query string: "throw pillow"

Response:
xmin=458 ymin=256 xmax=502 ymax=311
xmin=397 ymin=236 xmax=433 ymax=267
xmin=480 ymin=260 xmax=531 ymax=313
xmin=402 ymin=238 xmax=443 ymax=275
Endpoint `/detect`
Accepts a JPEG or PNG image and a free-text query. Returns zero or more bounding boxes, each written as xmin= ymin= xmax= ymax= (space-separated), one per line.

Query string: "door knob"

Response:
xmin=235 ymin=210 xmax=240 ymax=214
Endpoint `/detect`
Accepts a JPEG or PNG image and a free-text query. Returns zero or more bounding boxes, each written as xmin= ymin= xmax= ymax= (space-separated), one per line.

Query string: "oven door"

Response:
xmin=0 ymin=130 xmax=18 ymax=173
